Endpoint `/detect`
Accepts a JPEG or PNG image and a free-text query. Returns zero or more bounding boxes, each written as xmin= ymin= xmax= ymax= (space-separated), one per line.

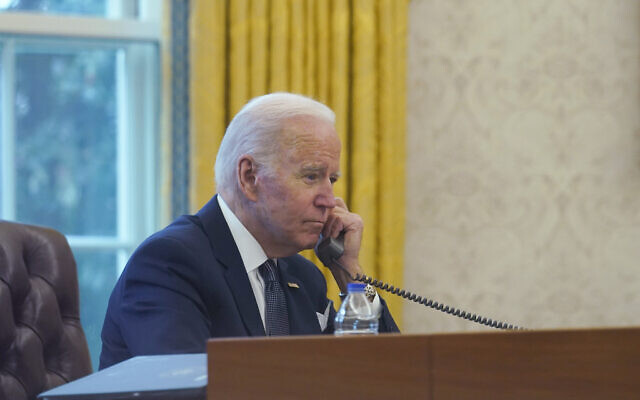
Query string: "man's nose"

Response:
xmin=315 ymin=180 xmax=336 ymax=209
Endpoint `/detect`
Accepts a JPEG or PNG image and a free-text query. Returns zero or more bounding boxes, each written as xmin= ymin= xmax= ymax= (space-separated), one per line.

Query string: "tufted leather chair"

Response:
xmin=0 ymin=221 xmax=92 ymax=400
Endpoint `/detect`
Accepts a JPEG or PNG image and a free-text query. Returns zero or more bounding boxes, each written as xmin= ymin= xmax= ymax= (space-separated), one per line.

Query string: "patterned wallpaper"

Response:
xmin=405 ymin=0 xmax=640 ymax=332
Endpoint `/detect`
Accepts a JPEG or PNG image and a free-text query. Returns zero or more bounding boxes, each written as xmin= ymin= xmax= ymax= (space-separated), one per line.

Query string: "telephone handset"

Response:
xmin=315 ymin=233 xmax=524 ymax=330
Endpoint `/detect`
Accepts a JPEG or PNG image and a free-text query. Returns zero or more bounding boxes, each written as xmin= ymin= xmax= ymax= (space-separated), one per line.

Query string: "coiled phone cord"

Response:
xmin=353 ymin=272 xmax=524 ymax=331
xmin=331 ymin=258 xmax=525 ymax=331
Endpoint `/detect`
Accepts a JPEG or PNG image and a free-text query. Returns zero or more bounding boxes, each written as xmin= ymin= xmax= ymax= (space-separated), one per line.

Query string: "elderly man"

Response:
xmin=99 ymin=93 xmax=399 ymax=369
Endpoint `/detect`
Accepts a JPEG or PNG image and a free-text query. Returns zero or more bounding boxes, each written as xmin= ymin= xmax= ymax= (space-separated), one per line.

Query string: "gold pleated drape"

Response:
xmin=190 ymin=0 xmax=407 ymax=327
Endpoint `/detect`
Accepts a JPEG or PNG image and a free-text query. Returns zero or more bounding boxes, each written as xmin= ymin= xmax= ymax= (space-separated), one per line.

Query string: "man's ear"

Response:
xmin=237 ymin=155 xmax=259 ymax=202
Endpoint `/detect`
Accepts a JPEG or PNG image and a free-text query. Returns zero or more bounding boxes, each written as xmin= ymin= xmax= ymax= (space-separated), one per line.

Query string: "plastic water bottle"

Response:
xmin=334 ymin=283 xmax=380 ymax=335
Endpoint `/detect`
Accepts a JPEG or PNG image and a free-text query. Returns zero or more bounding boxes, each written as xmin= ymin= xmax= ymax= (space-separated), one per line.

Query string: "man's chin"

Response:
xmin=300 ymin=233 xmax=322 ymax=251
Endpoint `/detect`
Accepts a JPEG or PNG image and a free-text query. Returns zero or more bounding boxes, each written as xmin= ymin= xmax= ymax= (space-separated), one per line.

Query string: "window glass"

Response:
xmin=0 ymin=0 xmax=109 ymax=17
xmin=74 ymin=249 xmax=119 ymax=371
xmin=14 ymin=47 xmax=118 ymax=236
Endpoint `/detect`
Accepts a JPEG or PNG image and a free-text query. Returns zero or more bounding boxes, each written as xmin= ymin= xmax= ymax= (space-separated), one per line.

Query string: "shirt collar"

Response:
xmin=217 ymin=195 xmax=269 ymax=273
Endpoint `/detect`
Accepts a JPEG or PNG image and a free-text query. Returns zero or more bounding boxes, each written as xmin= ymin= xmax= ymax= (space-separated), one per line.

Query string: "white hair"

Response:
xmin=214 ymin=92 xmax=336 ymax=195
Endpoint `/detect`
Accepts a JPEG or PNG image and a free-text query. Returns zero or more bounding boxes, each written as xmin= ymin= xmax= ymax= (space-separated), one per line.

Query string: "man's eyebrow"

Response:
xmin=300 ymin=165 xmax=325 ymax=172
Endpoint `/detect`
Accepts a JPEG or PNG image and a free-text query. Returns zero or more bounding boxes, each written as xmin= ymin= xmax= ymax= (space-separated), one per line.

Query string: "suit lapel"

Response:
xmin=278 ymin=258 xmax=322 ymax=335
xmin=223 ymin=263 xmax=266 ymax=336
xmin=196 ymin=195 xmax=265 ymax=336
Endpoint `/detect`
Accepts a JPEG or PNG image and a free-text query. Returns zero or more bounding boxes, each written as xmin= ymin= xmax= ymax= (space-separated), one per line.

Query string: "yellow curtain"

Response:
xmin=190 ymin=0 xmax=407 ymax=328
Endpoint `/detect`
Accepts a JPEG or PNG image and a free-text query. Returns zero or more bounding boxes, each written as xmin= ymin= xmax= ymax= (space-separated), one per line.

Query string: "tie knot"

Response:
xmin=259 ymin=259 xmax=278 ymax=283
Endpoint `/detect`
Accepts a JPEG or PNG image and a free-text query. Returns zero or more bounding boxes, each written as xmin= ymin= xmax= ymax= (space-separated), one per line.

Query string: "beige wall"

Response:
xmin=405 ymin=0 xmax=640 ymax=332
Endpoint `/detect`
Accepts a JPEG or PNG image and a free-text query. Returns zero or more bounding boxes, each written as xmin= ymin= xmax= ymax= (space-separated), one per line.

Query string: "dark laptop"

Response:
xmin=38 ymin=353 xmax=206 ymax=400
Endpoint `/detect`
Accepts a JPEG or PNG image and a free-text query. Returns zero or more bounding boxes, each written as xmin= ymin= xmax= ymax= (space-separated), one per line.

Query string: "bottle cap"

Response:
xmin=347 ymin=283 xmax=366 ymax=293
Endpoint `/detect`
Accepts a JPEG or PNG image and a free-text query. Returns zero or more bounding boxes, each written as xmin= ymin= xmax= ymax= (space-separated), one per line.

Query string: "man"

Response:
xmin=99 ymin=93 xmax=399 ymax=369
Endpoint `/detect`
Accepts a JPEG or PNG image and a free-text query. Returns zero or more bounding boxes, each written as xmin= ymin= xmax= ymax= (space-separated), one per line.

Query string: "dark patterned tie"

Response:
xmin=259 ymin=259 xmax=290 ymax=336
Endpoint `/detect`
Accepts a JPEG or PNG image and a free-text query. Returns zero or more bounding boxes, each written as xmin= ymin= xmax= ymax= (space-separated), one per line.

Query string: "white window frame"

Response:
xmin=0 ymin=0 xmax=162 ymax=274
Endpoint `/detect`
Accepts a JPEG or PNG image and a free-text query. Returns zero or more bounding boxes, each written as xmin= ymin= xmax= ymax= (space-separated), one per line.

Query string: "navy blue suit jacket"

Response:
xmin=99 ymin=195 xmax=399 ymax=369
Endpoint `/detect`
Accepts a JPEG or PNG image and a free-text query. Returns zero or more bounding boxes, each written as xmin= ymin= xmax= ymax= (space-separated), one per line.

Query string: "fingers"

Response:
xmin=334 ymin=197 xmax=347 ymax=210
xmin=323 ymin=197 xmax=343 ymax=238
xmin=330 ymin=219 xmax=344 ymax=238
xmin=322 ymin=213 xmax=343 ymax=238
xmin=322 ymin=214 xmax=335 ymax=238
xmin=323 ymin=198 xmax=362 ymax=238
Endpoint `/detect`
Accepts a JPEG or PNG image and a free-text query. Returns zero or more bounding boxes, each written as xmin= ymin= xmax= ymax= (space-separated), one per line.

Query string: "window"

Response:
xmin=0 ymin=0 xmax=138 ymax=18
xmin=0 ymin=0 xmax=161 ymax=370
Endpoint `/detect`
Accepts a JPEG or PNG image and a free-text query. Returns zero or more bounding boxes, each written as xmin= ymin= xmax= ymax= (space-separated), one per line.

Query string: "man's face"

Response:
xmin=253 ymin=115 xmax=341 ymax=256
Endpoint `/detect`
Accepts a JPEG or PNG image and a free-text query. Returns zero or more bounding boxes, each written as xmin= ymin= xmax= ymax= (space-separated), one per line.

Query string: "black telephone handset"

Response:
xmin=315 ymin=233 xmax=523 ymax=330
xmin=314 ymin=232 xmax=346 ymax=266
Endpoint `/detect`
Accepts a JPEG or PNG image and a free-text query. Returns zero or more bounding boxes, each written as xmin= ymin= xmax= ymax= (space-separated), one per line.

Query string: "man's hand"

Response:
xmin=321 ymin=198 xmax=365 ymax=292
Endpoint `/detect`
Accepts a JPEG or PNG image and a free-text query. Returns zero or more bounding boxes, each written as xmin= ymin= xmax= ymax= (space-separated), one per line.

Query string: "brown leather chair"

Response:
xmin=0 ymin=221 xmax=92 ymax=400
